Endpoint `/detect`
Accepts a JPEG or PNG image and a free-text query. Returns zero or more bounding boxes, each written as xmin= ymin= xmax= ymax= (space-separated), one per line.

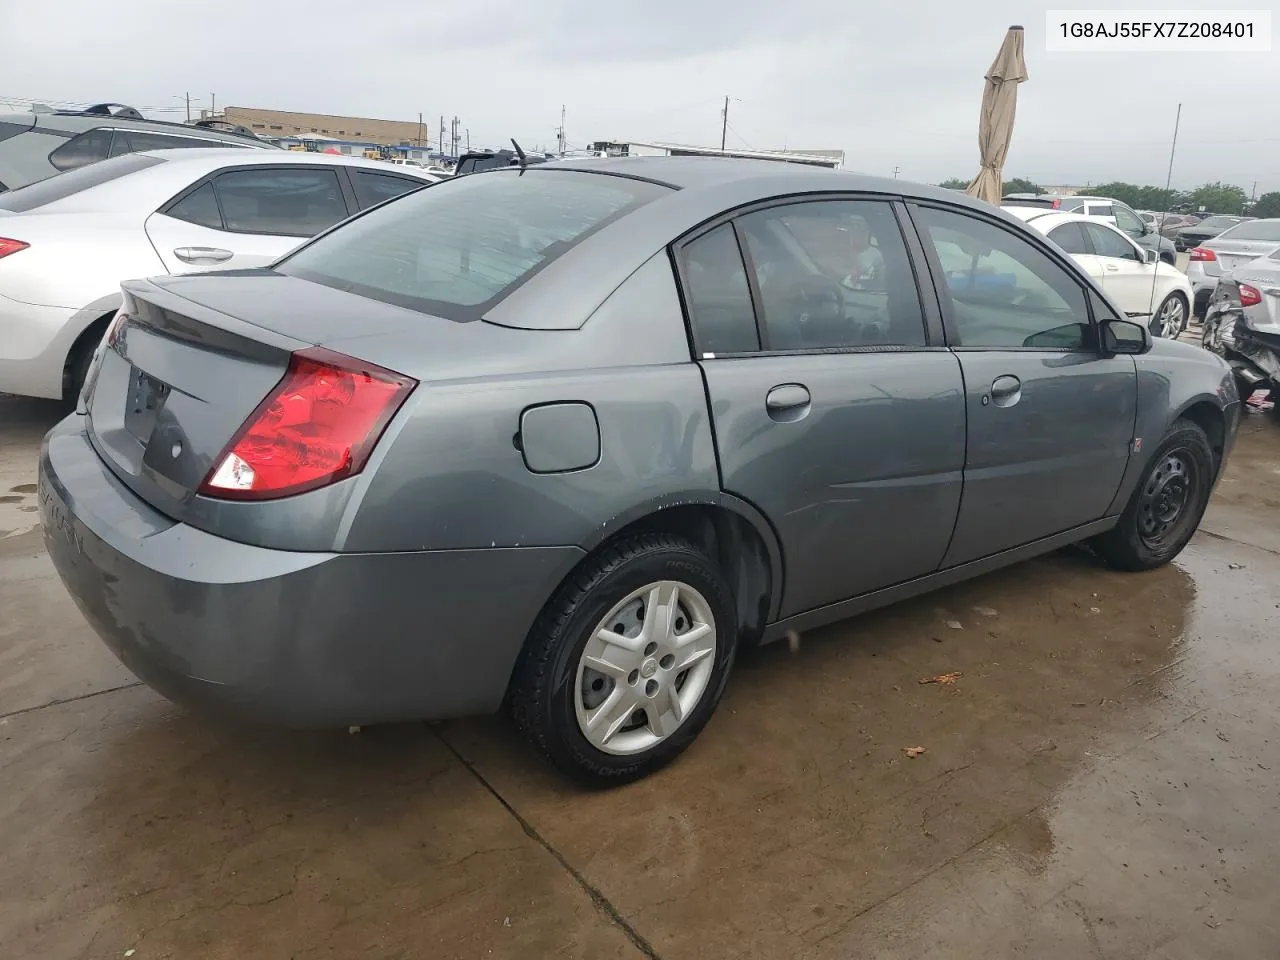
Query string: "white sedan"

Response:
xmin=1004 ymin=207 xmax=1193 ymax=339
xmin=0 ymin=149 xmax=438 ymax=400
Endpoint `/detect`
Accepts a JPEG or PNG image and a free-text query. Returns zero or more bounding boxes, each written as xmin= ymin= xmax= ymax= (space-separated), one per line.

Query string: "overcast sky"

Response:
xmin=5 ymin=0 xmax=1278 ymax=193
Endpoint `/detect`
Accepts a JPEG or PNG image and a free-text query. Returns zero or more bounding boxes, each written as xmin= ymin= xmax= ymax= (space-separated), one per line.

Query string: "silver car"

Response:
xmin=1186 ymin=218 xmax=1280 ymax=317
xmin=40 ymin=158 xmax=1241 ymax=784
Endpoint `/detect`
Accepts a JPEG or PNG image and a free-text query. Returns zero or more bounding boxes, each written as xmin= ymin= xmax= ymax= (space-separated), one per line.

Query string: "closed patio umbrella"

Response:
xmin=965 ymin=25 xmax=1028 ymax=205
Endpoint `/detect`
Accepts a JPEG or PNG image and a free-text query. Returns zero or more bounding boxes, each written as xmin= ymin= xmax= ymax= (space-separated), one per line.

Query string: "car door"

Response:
xmin=1082 ymin=222 xmax=1157 ymax=318
xmin=909 ymin=202 xmax=1135 ymax=566
xmin=144 ymin=165 xmax=354 ymax=273
xmin=678 ymin=198 xmax=967 ymax=618
xmin=1045 ymin=220 xmax=1106 ymax=286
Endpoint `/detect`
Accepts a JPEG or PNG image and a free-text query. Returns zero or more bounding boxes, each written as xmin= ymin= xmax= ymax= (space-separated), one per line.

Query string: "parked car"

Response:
xmin=1157 ymin=213 xmax=1198 ymax=238
xmin=1201 ymin=250 xmax=1280 ymax=401
xmin=0 ymin=103 xmax=276 ymax=192
xmin=1004 ymin=208 xmax=1193 ymax=338
xmin=40 ymin=159 xmax=1240 ymax=784
xmin=1001 ymin=194 xmax=1177 ymax=265
xmin=1174 ymin=215 xmax=1251 ymax=252
xmin=1185 ymin=219 xmax=1280 ymax=317
xmin=0 ymin=148 xmax=437 ymax=400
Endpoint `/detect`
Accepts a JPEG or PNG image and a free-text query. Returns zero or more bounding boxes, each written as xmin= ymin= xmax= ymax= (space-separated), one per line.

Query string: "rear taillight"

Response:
xmin=200 ymin=347 xmax=416 ymax=501
xmin=1190 ymin=247 xmax=1216 ymax=261
xmin=1239 ymin=283 xmax=1263 ymax=307
xmin=1051 ymin=199 xmax=1061 ymax=209
xmin=0 ymin=237 xmax=28 ymax=260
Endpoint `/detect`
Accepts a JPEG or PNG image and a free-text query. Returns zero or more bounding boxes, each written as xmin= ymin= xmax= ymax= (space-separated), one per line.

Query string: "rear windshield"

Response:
xmin=1218 ymin=220 xmax=1280 ymax=242
xmin=277 ymin=169 xmax=671 ymax=319
xmin=1200 ymin=216 xmax=1244 ymax=229
xmin=0 ymin=152 xmax=164 ymax=212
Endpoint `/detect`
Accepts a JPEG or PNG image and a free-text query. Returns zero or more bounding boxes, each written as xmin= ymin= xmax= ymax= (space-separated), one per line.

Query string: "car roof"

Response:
xmin=539 ymin=155 xmax=987 ymax=206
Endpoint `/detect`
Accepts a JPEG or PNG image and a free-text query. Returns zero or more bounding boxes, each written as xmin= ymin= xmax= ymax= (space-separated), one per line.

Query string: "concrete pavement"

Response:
xmin=3 ymin=396 xmax=1280 ymax=959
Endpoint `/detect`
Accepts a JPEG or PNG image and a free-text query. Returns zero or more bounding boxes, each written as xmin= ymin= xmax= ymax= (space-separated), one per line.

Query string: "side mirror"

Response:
xmin=1144 ymin=248 xmax=1159 ymax=264
xmin=1102 ymin=317 xmax=1152 ymax=355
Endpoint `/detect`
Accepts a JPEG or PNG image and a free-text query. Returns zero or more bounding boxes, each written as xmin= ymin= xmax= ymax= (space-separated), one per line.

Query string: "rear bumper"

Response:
xmin=39 ymin=415 xmax=584 ymax=727
xmin=0 ymin=292 xmax=77 ymax=399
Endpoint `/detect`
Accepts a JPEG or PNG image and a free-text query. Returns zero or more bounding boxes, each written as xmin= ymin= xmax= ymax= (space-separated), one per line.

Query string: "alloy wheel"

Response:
xmin=1157 ymin=295 xmax=1187 ymax=339
xmin=574 ymin=580 xmax=717 ymax=756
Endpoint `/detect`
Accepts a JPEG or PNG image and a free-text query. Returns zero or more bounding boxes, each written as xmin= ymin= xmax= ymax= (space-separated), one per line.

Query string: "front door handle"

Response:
xmin=765 ymin=383 xmax=811 ymax=422
xmin=173 ymin=246 xmax=233 ymax=264
xmin=989 ymin=375 xmax=1022 ymax=408
xmin=1104 ymin=263 xmax=1120 ymax=272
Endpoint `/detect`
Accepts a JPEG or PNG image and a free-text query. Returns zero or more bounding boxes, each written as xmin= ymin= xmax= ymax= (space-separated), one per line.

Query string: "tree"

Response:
xmin=1002 ymin=177 xmax=1043 ymax=195
xmin=1189 ymin=181 xmax=1249 ymax=215
xmin=1250 ymin=192 xmax=1280 ymax=219
xmin=938 ymin=177 xmax=969 ymax=190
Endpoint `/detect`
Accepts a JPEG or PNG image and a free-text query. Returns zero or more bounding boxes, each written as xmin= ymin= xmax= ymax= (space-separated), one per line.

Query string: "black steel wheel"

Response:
xmin=1091 ymin=419 xmax=1216 ymax=571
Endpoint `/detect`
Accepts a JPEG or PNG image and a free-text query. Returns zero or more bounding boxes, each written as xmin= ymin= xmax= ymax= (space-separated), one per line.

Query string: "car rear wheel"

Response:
xmin=1151 ymin=292 xmax=1188 ymax=339
xmin=509 ymin=533 xmax=737 ymax=785
xmin=1090 ymin=420 xmax=1215 ymax=571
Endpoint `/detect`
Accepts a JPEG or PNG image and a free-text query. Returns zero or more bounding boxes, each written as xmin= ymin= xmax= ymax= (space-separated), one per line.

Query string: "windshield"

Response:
xmin=0 ymin=152 xmax=164 ymax=212
xmin=278 ymin=169 xmax=671 ymax=320
xmin=1218 ymin=220 xmax=1280 ymax=242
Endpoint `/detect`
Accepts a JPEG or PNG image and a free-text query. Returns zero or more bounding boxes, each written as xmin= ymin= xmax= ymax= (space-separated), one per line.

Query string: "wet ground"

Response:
xmin=3 ymin=394 xmax=1280 ymax=959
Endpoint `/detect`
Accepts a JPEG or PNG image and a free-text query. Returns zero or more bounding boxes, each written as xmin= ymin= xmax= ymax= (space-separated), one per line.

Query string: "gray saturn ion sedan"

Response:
xmin=40 ymin=157 xmax=1240 ymax=784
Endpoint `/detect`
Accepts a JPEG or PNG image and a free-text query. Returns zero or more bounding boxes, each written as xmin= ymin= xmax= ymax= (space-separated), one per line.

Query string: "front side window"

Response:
xmin=1112 ymin=205 xmax=1145 ymax=237
xmin=278 ymin=169 xmax=669 ymax=320
xmin=736 ymin=199 xmax=926 ymax=350
xmin=1086 ymin=203 xmax=1115 ymax=219
xmin=48 ymin=127 xmax=114 ymax=171
xmin=1083 ymin=223 xmax=1139 ymax=261
xmin=681 ymin=224 xmax=759 ymax=355
xmin=212 ymin=167 xmax=349 ymax=237
xmin=917 ymin=205 xmax=1091 ymax=350
xmin=1047 ymin=221 xmax=1091 ymax=255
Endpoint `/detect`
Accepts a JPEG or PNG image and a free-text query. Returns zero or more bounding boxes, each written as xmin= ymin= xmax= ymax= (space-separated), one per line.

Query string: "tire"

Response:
xmin=509 ymin=533 xmax=737 ymax=785
xmin=1150 ymin=291 xmax=1189 ymax=340
xmin=1090 ymin=420 xmax=1215 ymax=571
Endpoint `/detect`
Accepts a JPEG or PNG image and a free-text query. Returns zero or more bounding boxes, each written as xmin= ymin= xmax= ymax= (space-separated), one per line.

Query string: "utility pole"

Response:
xmin=450 ymin=116 xmax=459 ymax=158
xmin=185 ymin=92 xmax=191 ymax=123
xmin=893 ymin=166 xmax=901 ymax=179
xmin=720 ymin=95 xmax=729 ymax=151
xmin=556 ymin=104 xmax=566 ymax=156
xmin=418 ymin=112 xmax=424 ymax=148
xmin=466 ymin=128 xmax=470 ymax=152
xmin=210 ymin=93 xmax=216 ymax=116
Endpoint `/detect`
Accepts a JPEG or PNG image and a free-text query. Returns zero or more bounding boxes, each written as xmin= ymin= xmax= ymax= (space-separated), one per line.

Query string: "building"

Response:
xmin=218 ymin=107 xmax=431 ymax=148
xmin=588 ymin=140 xmax=844 ymax=169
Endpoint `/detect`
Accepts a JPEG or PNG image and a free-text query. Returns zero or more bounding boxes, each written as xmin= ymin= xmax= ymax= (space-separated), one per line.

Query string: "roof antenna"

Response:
xmin=511 ymin=138 xmax=528 ymax=174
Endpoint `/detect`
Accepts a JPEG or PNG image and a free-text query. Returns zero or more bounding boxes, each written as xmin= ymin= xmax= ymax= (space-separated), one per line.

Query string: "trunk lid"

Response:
xmin=86 ymin=278 xmax=311 ymax=520
xmin=1207 ymin=240 xmax=1278 ymax=274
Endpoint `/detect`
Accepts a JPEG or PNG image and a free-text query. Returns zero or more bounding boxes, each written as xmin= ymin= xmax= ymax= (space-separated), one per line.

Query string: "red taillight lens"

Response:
xmin=200 ymin=347 xmax=416 ymax=501
xmin=0 ymin=237 xmax=29 ymax=260
xmin=1239 ymin=283 xmax=1263 ymax=307
xmin=1189 ymin=247 xmax=1216 ymax=261
xmin=1051 ymin=199 xmax=1061 ymax=209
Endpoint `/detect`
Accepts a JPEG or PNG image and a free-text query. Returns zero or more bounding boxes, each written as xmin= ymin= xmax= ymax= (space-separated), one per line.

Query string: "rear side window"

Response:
xmin=48 ymin=127 xmax=114 ymax=171
xmin=278 ymin=170 xmax=669 ymax=320
xmin=681 ymin=224 xmax=759 ymax=354
xmin=166 ymin=182 xmax=223 ymax=229
xmin=1086 ymin=203 xmax=1114 ymax=218
xmin=212 ymin=168 xmax=349 ymax=237
xmin=1047 ymin=221 xmax=1091 ymax=255
xmin=0 ymin=152 xmax=163 ymax=212
xmin=351 ymin=170 xmax=425 ymax=208
xmin=736 ymin=199 xmax=926 ymax=349
xmin=1058 ymin=198 xmax=1085 ymax=212
xmin=110 ymin=129 xmax=233 ymax=155
xmin=0 ymin=120 xmax=29 ymax=143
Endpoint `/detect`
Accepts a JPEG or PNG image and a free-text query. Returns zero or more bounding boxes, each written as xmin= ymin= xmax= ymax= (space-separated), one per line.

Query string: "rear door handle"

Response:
xmin=173 ymin=246 xmax=233 ymax=264
xmin=765 ymin=383 xmax=811 ymax=422
xmin=988 ymin=375 xmax=1022 ymax=408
